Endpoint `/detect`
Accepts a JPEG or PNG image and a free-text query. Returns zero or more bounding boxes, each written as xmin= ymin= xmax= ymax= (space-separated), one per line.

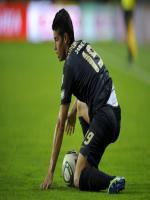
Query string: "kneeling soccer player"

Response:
xmin=41 ymin=8 xmax=125 ymax=193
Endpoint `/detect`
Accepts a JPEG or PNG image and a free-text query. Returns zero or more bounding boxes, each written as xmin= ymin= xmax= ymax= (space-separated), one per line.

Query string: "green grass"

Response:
xmin=0 ymin=41 xmax=150 ymax=200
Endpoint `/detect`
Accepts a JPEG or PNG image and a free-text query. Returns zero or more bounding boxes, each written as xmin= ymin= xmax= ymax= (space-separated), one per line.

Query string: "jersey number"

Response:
xmin=84 ymin=131 xmax=94 ymax=145
xmin=82 ymin=45 xmax=103 ymax=73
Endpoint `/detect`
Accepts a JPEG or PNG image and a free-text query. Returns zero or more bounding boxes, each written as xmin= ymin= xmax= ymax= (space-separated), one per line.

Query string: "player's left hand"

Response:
xmin=40 ymin=173 xmax=53 ymax=190
xmin=65 ymin=111 xmax=76 ymax=135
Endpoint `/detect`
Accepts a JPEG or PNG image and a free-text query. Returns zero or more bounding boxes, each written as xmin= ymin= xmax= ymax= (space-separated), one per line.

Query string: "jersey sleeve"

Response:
xmin=61 ymin=64 xmax=74 ymax=104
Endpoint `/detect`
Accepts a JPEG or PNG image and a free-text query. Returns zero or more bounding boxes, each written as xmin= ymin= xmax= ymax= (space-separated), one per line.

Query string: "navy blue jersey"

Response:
xmin=61 ymin=40 xmax=112 ymax=119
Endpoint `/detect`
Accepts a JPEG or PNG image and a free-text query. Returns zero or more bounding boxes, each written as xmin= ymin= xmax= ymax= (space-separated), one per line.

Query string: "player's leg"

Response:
xmin=77 ymin=100 xmax=89 ymax=124
xmin=74 ymin=106 xmax=113 ymax=190
xmin=74 ymin=105 xmax=125 ymax=192
xmin=76 ymin=125 xmax=115 ymax=191
xmin=73 ymin=100 xmax=91 ymax=187
xmin=74 ymin=153 xmax=89 ymax=188
xmin=74 ymin=152 xmax=115 ymax=191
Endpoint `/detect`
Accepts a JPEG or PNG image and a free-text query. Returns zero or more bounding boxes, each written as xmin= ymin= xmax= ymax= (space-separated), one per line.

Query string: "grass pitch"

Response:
xmin=0 ymin=41 xmax=150 ymax=200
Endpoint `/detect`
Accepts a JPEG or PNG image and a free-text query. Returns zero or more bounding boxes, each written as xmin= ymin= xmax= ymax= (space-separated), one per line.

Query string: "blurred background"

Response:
xmin=0 ymin=1 xmax=150 ymax=200
xmin=0 ymin=0 xmax=150 ymax=44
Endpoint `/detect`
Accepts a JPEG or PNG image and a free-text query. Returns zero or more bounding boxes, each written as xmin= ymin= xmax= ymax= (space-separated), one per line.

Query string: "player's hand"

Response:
xmin=65 ymin=111 xmax=76 ymax=135
xmin=40 ymin=173 xmax=53 ymax=190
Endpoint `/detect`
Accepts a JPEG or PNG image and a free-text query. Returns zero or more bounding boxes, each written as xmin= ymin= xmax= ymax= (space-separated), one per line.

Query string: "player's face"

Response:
xmin=53 ymin=30 xmax=67 ymax=61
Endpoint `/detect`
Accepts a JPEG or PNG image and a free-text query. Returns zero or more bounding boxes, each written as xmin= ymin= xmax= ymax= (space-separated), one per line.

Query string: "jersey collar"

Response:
xmin=67 ymin=41 xmax=78 ymax=57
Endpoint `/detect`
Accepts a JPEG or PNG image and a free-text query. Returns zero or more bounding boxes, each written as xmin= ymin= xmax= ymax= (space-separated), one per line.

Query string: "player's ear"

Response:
xmin=64 ymin=32 xmax=70 ymax=45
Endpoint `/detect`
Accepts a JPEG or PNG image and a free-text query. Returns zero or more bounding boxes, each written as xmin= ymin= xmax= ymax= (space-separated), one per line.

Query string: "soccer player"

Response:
xmin=41 ymin=8 xmax=125 ymax=193
xmin=121 ymin=0 xmax=137 ymax=63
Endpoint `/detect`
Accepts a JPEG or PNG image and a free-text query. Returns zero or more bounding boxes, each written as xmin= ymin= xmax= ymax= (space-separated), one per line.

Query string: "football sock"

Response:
xmin=79 ymin=167 xmax=115 ymax=191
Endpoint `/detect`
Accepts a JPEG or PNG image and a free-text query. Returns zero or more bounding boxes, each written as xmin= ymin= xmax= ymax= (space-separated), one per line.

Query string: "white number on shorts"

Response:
xmin=84 ymin=131 xmax=94 ymax=145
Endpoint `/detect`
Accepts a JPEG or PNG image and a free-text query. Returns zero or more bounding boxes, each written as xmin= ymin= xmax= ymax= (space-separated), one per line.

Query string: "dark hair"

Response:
xmin=52 ymin=9 xmax=74 ymax=44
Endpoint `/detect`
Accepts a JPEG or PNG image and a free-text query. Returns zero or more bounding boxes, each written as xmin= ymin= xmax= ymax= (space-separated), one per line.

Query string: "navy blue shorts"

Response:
xmin=79 ymin=105 xmax=121 ymax=168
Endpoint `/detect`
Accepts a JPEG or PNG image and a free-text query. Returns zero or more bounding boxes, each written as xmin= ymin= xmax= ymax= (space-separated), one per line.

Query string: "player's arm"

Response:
xmin=65 ymin=99 xmax=90 ymax=135
xmin=41 ymin=103 xmax=70 ymax=190
xmin=65 ymin=98 xmax=77 ymax=135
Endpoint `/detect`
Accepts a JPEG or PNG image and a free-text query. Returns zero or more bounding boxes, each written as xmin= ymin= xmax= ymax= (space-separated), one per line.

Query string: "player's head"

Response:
xmin=52 ymin=9 xmax=74 ymax=61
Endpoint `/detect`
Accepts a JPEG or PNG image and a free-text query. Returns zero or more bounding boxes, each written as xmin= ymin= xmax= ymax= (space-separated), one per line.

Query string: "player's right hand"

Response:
xmin=40 ymin=173 xmax=53 ymax=190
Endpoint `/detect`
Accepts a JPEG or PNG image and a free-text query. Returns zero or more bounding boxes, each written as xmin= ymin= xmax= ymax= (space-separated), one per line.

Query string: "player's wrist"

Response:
xmin=47 ymin=170 xmax=53 ymax=178
xmin=48 ymin=163 xmax=54 ymax=175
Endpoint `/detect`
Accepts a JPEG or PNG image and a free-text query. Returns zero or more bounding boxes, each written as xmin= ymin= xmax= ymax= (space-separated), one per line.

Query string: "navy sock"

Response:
xmin=79 ymin=167 xmax=115 ymax=191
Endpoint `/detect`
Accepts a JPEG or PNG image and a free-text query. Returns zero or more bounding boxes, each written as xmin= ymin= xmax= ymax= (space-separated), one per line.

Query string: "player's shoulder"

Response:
xmin=68 ymin=40 xmax=88 ymax=57
xmin=65 ymin=40 xmax=88 ymax=66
